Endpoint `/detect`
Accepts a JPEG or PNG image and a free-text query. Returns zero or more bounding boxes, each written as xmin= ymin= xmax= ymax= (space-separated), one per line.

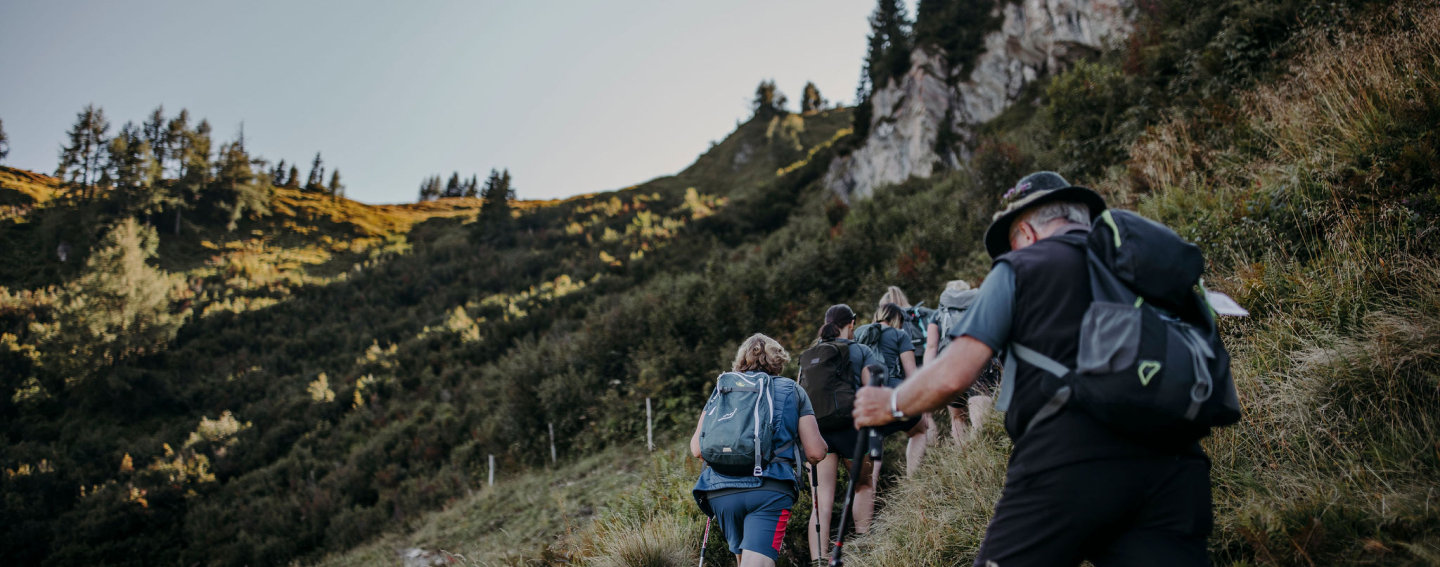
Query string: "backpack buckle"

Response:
xmin=753 ymin=465 xmax=763 ymax=476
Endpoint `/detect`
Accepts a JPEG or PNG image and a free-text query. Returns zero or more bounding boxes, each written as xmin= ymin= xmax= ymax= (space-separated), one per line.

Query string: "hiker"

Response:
xmin=877 ymin=286 xmax=932 ymax=367
xmin=691 ymin=333 xmax=828 ymax=567
xmin=923 ymin=280 xmax=999 ymax=441
xmin=797 ymin=304 xmax=883 ymax=562
xmin=855 ymin=303 xmax=929 ymax=477
xmin=877 ymin=286 xmax=938 ymax=446
xmin=852 ymin=171 xmax=1238 ymax=566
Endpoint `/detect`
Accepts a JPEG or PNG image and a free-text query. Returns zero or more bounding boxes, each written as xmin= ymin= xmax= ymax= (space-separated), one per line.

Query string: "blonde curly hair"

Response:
xmin=732 ymin=333 xmax=790 ymax=375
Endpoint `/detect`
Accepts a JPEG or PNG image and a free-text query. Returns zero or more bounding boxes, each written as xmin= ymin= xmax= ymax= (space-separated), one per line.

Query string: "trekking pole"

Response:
xmin=811 ymin=461 xmax=821 ymax=560
xmin=830 ymin=367 xmax=886 ymax=567
xmin=698 ymin=516 xmax=712 ymax=567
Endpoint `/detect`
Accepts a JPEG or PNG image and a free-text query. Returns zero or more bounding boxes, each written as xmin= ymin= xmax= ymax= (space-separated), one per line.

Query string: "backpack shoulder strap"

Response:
xmin=1011 ymin=343 xmax=1074 ymax=437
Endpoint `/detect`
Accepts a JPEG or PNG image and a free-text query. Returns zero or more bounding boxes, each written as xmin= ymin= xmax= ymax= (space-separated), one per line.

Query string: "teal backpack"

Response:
xmin=853 ymin=323 xmax=904 ymax=385
xmin=698 ymin=372 xmax=790 ymax=477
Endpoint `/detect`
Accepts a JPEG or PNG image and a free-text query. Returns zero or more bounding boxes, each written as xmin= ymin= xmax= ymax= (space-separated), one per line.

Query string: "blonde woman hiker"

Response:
xmin=925 ymin=279 xmax=1000 ymax=441
xmin=692 ymin=333 xmax=828 ymax=567
xmin=854 ymin=302 xmax=929 ymax=477
xmin=876 ymin=286 xmax=939 ymax=445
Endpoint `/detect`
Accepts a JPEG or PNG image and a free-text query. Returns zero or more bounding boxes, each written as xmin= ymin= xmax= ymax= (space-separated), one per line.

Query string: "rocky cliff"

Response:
xmin=824 ymin=0 xmax=1132 ymax=201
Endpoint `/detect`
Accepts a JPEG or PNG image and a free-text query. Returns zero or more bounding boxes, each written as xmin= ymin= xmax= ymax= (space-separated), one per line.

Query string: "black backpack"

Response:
xmin=797 ymin=340 xmax=856 ymax=430
xmin=1016 ymin=210 xmax=1241 ymax=444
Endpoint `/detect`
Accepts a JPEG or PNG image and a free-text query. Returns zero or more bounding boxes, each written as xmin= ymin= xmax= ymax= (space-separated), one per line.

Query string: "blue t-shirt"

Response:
xmin=694 ymin=374 xmax=814 ymax=507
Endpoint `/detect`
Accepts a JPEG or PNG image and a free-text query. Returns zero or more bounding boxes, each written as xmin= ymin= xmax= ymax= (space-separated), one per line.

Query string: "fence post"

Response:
xmin=488 ymin=454 xmax=494 ymax=487
xmin=548 ymin=422 xmax=557 ymax=464
xmin=646 ymin=397 xmax=654 ymax=451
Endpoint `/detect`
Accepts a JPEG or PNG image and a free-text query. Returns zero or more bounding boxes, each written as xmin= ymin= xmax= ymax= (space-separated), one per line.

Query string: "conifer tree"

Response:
xmin=206 ymin=133 xmax=270 ymax=230
xmin=329 ymin=169 xmax=344 ymax=200
xmin=43 ymin=218 xmax=186 ymax=395
xmin=164 ymin=110 xmax=191 ymax=178
xmin=417 ymin=175 xmax=442 ymax=201
xmin=142 ymin=106 xmax=169 ymax=170
xmin=305 ymin=152 xmax=324 ymax=192
xmin=801 ymin=82 xmax=827 ymax=113
xmin=752 ymin=80 xmax=788 ymax=116
xmin=444 ymin=171 xmax=462 ymax=198
xmin=271 ymin=159 xmax=288 ymax=186
xmin=106 ymin=122 xmax=163 ymax=217
xmin=914 ymin=0 xmax=1000 ymax=81
xmin=864 ymin=0 xmax=913 ymax=92
xmin=285 ymin=164 xmax=301 ymax=189
xmin=463 ymin=174 xmax=478 ymax=198
xmin=0 ymin=118 xmax=11 ymax=163
xmin=56 ymin=104 xmax=111 ymax=198
xmin=476 ymin=168 xmax=516 ymax=245
xmin=169 ymin=119 xmax=213 ymax=234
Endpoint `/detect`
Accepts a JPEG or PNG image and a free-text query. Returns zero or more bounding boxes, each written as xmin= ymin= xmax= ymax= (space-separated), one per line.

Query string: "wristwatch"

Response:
xmin=889 ymin=388 xmax=906 ymax=419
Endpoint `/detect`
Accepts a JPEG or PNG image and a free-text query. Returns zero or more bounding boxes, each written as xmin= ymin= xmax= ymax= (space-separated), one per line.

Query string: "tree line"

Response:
xmin=48 ymin=104 xmax=342 ymax=232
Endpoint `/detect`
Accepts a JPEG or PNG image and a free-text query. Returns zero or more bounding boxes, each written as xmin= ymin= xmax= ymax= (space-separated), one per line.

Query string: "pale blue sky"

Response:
xmin=0 ymin=1 xmax=913 ymax=203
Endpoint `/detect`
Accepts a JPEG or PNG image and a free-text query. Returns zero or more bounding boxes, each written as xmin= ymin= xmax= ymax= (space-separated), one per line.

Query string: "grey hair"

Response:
xmin=1022 ymin=201 xmax=1091 ymax=228
xmin=945 ymin=280 xmax=971 ymax=292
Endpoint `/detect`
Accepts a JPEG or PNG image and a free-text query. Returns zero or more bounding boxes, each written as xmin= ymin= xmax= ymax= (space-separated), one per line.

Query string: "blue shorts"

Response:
xmin=707 ymin=489 xmax=795 ymax=560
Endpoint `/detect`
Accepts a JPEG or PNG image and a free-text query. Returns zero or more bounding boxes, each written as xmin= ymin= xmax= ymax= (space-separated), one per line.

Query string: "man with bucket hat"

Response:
xmin=852 ymin=172 xmax=1215 ymax=566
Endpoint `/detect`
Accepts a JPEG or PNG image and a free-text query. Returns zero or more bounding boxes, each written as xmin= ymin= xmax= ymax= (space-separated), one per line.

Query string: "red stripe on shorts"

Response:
xmin=772 ymin=509 xmax=791 ymax=551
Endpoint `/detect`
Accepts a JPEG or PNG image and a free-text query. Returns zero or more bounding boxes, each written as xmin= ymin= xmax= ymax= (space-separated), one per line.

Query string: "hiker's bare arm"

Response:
xmin=900 ymin=350 xmax=917 ymax=378
xmin=690 ymin=411 xmax=705 ymax=458
xmin=924 ymin=322 xmax=940 ymax=363
xmin=853 ymin=336 xmax=992 ymax=427
xmin=798 ymin=415 xmax=827 ymax=464
xmin=861 ymin=366 xmax=871 ymax=384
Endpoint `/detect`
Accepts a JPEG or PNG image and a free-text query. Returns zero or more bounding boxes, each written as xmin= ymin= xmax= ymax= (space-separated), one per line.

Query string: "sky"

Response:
xmin=0 ymin=0 xmax=913 ymax=203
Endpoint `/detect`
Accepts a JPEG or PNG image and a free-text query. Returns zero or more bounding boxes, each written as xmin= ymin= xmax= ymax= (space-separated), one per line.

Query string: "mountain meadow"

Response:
xmin=3 ymin=0 xmax=1439 ymax=566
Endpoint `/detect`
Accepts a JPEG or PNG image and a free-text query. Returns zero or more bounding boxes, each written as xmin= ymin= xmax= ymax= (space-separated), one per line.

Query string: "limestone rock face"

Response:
xmin=825 ymin=0 xmax=1132 ymax=202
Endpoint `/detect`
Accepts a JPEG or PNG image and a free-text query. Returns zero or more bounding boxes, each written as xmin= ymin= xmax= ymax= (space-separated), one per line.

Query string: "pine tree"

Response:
xmin=285 ymin=164 xmax=301 ymax=189
xmin=170 ymin=119 xmax=213 ymax=234
xmin=305 ymin=152 xmax=324 ymax=192
xmin=801 ymin=82 xmax=827 ymax=113
xmin=863 ymin=0 xmax=913 ymax=93
xmin=417 ymin=175 xmax=442 ymax=201
xmin=0 ymin=118 xmax=10 ymax=163
xmin=914 ymin=0 xmax=1001 ymax=81
xmin=56 ymin=104 xmax=111 ymax=198
xmin=271 ymin=159 xmax=288 ymax=186
xmin=205 ymin=133 xmax=270 ymax=230
xmin=476 ymin=169 xmax=516 ymax=245
xmin=164 ymin=110 xmax=191 ymax=178
xmin=752 ymin=80 xmax=788 ymax=116
xmin=328 ymin=169 xmax=344 ymax=200
xmin=106 ymin=122 xmax=163 ymax=217
xmin=463 ymin=174 xmax=478 ymax=198
xmin=42 ymin=218 xmax=187 ymax=395
xmin=142 ymin=106 xmax=169 ymax=171
xmin=444 ymin=171 xmax=462 ymax=198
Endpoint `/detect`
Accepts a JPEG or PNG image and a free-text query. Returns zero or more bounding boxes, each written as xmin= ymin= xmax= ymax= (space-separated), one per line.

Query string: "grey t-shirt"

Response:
xmin=949 ymin=262 xmax=1016 ymax=408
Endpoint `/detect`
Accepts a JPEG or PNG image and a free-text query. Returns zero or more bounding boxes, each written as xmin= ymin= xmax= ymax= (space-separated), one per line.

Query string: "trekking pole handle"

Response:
xmin=829 ymin=367 xmax=887 ymax=567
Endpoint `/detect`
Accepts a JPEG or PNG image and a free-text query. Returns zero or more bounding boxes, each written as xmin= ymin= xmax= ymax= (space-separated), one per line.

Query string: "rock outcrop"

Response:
xmin=825 ymin=0 xmax=1132 ymax=201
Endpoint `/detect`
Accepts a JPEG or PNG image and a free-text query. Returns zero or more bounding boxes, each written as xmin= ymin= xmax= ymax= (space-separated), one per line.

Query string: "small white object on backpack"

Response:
xmin=1205 ymin=290 xmax=1249 ymax=317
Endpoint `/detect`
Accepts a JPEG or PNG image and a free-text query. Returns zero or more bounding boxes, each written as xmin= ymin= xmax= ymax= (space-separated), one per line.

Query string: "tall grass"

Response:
xmin=845 ymin=5 xmax=1440 ymax=566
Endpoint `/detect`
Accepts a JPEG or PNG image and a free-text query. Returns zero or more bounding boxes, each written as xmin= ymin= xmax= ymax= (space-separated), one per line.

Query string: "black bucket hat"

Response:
xmin=982 ymin=171 xmax=1108 ymax=258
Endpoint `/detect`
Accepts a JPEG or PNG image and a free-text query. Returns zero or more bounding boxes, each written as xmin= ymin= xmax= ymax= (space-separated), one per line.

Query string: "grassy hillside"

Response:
xmin=7 ymin=0 xmax=1439 ymax=565
xmin=0 ymin=107 xmax=853 ymax=567
xmin=563 ymin=4 xmax=1440 ymax=567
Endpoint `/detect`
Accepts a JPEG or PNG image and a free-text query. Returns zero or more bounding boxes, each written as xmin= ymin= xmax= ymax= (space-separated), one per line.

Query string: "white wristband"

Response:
xmin=889 ymin=387 xmax=905 ymax=419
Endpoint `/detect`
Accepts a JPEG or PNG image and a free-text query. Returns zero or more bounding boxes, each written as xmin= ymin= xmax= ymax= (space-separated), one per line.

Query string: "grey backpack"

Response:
xmin=698 ymin=372 xmax=790 ymax=476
